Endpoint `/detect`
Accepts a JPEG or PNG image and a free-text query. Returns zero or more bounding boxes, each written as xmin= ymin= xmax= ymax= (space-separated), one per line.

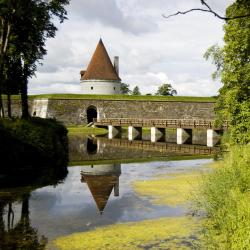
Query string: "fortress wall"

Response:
xmin=3 ymin=98 xmax=216 ymax=125
xmin=46 ymin=99 xmax=216 ymax=125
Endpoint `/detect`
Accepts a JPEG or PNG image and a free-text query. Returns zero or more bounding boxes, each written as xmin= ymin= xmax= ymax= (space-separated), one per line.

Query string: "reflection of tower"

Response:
xmin=81 ymin=164 xmax=121 ymax=214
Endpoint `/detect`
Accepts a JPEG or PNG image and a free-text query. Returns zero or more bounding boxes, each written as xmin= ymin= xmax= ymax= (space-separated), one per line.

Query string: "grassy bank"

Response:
xmin=0 ymin=118 xmax=68 ymax=186
xmin=67 ymin=125 xmax=107 ymax=135
xmin=195 ymin=145 xmax=250 ymax=249
xmin=4 ymin=94 xmax=216 ymax=102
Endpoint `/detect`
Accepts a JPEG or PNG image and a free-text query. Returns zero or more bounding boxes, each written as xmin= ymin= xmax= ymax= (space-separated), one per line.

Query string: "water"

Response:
xmin=0 ymin=134 xmax=218 ymax=249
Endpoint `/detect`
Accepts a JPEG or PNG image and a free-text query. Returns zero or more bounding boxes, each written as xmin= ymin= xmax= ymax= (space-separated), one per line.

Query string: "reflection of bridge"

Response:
xmin=94 ymin=118 xmax=227 ymax=147
xmin=96 ymin=137 xmax=220 ymax=155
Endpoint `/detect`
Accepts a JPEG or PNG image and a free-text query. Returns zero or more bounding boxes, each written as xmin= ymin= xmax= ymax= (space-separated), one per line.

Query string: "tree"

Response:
xmin=132 ymin=86 xmax=141 ymax=95
xmin=203 ymin=44 xmax=224 ymax=81
xmin=218 ymin=1 xmax=250 ymax=144
xmin=0 ymin=0 xmax=69 ymax=118
xmin=204 ymin=1 xmax=250 ymax=144
xmin=2 ymin=55 xmax=21 ymax=117
xmin=155 ymin=83 xmax=177 ymax=96
xmin=120 ymin=82 xmax=131 ymax=94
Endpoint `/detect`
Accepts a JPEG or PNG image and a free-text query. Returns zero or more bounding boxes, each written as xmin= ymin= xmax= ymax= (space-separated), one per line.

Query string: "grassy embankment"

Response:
xmin=194 ymin=145 xmax=250 ymax=249
xmin=5 ymin=93 xmax=216 ymax=102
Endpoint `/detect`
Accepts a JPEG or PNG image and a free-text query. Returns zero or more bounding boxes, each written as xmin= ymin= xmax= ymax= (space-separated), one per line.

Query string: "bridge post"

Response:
xmin=108 ymin=125 xmax=122 ymax=139
xmin=151 ymin=127 xmax=165 ymax=142
xmin=177 ymin=128 xmax=192 ymax=144
xmin=114 ymin=179 xmax=119 ymax=196
xmin=207 ymin=129 xmax=219 ymax=147
xmin=128 ymin=126 xmax=142 ymax=141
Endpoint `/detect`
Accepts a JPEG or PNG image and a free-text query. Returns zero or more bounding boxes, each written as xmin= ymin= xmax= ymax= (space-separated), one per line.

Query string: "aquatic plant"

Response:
xmin=53 ymin=216 xmax=199 ymax=250
xmin=133 ymin=171 xmax=203 ymax=207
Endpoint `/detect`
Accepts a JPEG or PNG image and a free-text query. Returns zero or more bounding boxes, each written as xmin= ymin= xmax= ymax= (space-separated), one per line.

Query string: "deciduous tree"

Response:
xmin=132 ymin=86 xmax=141 ymax=95
xmin=204 ymin=1 xmax=250 ymax=144
xmin=0 ymin=0 xmax=69 ymax=118
xmin=155 ymin=83 xmax=177 ymax=96
xmin=120 ymin=82 xmax=131 ymax=94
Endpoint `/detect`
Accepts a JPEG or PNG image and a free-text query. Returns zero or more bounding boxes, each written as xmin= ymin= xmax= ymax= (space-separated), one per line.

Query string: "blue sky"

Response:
xmin=29 ymin=0 xmax=233 ymax=96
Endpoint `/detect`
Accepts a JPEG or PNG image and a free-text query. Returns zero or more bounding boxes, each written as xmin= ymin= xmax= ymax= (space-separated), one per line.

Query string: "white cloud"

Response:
xmin=29 ymin=0 xmax=232 ymax=96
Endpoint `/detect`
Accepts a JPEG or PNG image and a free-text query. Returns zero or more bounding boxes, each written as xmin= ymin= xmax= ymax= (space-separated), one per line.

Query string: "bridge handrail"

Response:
xmin=93 ymin=118 xmax=228 ymax=129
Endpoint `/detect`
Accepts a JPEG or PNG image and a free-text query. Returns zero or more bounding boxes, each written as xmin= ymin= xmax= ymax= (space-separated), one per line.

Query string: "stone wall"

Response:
xmin=3 ymin=98 xmax=216 ymax=125
xmin=46 ymin=99 xmax=216 ymax=125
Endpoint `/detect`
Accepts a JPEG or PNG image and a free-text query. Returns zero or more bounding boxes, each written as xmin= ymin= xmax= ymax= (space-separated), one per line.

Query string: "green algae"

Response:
xmin=53 ymin=216 xmax=199 ymax=250
xmin=133 ymin=171 xmax=203 ymax=207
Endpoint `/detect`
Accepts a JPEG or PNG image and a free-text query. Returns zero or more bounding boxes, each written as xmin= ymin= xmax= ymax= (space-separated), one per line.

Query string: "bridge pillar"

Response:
xmin=108 ymin=125 xmax=121 ymax=139
xmin=151 ymin=127 xmax=165 ymax=142
xmin=128 ymin=126 xmax=142 ymax=141
xmin=207 ymin=129 xmax=219 ymax=147
xmin=177 ymin=128 xmax=192 ymax=144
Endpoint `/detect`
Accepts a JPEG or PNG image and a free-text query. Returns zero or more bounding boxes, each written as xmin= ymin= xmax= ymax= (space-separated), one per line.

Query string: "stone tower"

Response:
xmin=80 ymin=39 xmax=121 ymax=94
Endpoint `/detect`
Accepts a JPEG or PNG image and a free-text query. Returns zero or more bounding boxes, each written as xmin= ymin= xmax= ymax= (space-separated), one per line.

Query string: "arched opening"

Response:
xmin=87 ymin=106 xmax=97 ymax=123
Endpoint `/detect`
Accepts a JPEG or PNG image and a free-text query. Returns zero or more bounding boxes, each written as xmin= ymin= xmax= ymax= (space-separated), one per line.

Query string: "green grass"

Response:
xmin=195 ymin=145 xmax=250 ymax=249
xmin=5 ymin=94 xmax=216 ymax=102
xmin=67 ymin=125 xmax=107 ymax=135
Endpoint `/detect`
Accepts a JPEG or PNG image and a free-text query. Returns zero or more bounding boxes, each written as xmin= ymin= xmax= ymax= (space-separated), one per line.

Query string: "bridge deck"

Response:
xmin=93 ymin=118 xmax=227 ymax=130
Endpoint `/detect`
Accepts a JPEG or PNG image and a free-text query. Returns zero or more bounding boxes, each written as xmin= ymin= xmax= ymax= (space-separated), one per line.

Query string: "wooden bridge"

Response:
xmin=93 ymin=118 xmax=227 ymax=147
xmin=93 ymin=118 xmax=227 ymax=130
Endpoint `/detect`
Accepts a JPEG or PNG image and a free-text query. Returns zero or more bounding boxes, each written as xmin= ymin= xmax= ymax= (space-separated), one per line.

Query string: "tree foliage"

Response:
xmin=120 ymin=82 xmax=131 ymax=94
xmin=0 ymin=0 xmax=69 ymax=118
xmin=203 ymin=44 xmax=224 ymax=80
xmin=132 ymin=86 xmax=141 ymax=95
xmin=155 ymin=83 xmax=177 ymax=96
xmin=215 ymin=0 xmax=250 ymax=144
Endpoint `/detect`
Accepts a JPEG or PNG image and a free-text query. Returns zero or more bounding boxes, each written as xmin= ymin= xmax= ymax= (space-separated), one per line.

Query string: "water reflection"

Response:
xmin=0 ymin=164 xmax=67 ymax=249
xmin=0 ymin=194 xmax=47 ymax=250
xmin=69 ymin=135 xmax=220 ymax=164
xmin=0 ymin=157 xmax=214 ymax=245
xmin=81 ymin=164 xmax=121 ymax=214
xmin=0 ymin=131 xmax=221 ymax=248
xmin=86 ymin=137 xmax=97 ymax=155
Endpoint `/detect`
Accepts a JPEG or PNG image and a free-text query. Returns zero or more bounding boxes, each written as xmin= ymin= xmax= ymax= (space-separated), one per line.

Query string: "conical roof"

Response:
xmin=82 ymin=39 xmax=121 ymax=81
xmin=83 ymin=175 xmax=118 ymax=213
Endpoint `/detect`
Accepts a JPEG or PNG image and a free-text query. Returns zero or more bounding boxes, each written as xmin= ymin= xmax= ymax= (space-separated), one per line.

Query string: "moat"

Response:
xmin=0 ymin=133 xmax=219 ymax=249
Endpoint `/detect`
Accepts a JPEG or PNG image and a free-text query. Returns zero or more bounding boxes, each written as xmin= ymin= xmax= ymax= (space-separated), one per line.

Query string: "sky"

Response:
xmin=29 ymin=0 xmax=233 ymax=96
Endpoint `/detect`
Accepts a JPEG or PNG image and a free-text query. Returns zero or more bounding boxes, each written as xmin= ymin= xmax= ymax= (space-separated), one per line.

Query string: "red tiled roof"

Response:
xmin=82 ymin=39 xmax=120 ymax=81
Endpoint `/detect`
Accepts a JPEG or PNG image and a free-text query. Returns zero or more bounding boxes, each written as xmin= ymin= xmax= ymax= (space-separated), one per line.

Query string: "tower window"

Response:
xmin=91 ymin=86 xmax=93 ymax=90
xmin=114 ymin=87 xmax=116 ymax=90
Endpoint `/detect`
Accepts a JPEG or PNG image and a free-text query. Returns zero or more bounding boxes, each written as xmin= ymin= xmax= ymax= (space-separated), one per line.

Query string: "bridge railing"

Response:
xmin=93 ymin=118 xmax=228 ymax=130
